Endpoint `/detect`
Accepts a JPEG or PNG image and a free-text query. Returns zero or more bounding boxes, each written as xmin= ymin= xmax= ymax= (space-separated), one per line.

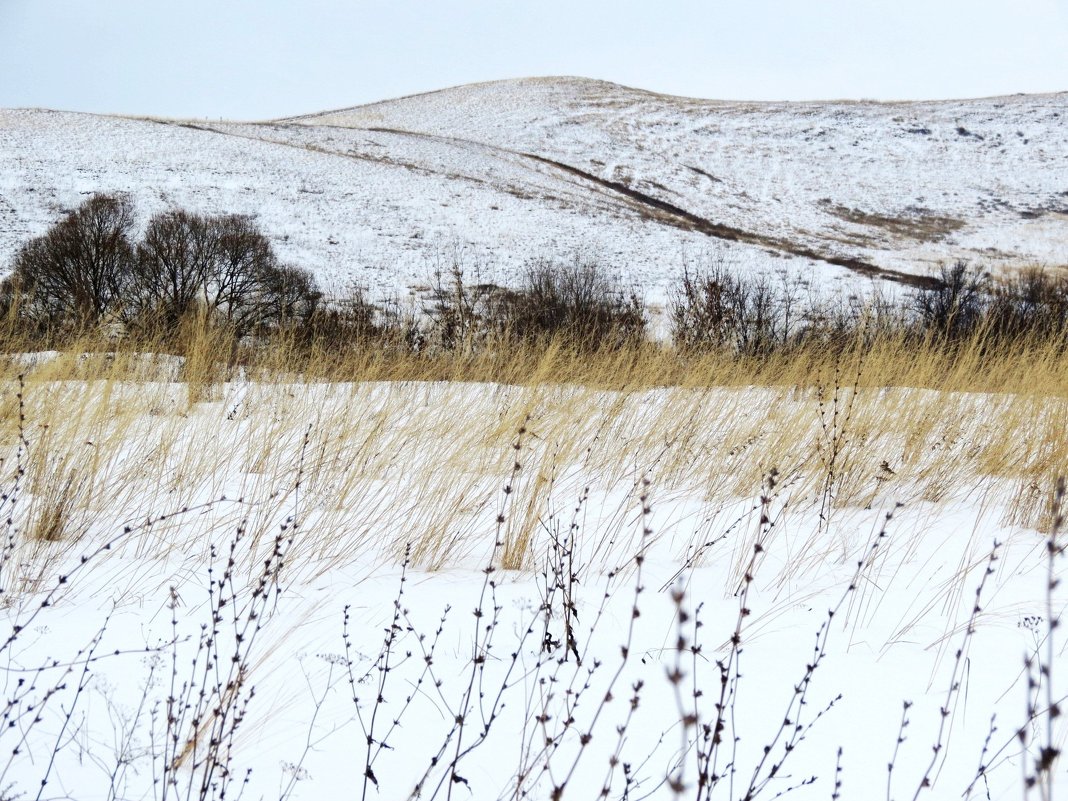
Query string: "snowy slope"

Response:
xmin=302 ymin=78 xmax=1068 ymax=276
xmin=0 ymin=108 xmax=721 ymax=305
xmin=2 ymin=78 xmax=1067 ymax=308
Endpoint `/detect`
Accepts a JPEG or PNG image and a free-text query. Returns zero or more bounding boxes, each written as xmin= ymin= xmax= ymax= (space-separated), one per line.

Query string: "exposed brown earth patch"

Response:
xmin=820 ymin=201 xmax=966 ymax=243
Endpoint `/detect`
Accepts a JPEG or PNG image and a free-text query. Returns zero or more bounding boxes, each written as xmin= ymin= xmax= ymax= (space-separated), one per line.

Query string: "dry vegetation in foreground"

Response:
xmin=0 ymin=364 xmax=1063 ymax=799
xmin=0 ymin=349 xmax=1064 ymax=580
xmin=0 ymin=194 xmax=1066 ymax=797
xmin=0 ymin=319 xmax=1064 ymax=798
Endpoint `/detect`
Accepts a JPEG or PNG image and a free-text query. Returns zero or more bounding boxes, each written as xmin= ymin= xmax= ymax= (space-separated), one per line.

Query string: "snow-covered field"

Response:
xmin=0 ymin=376 xmax=1064 ymax=799
xmin=2 ymin=78 xmax=1066 ymax=309
xmin=1 ymin=78 xmax=1066 ymax=798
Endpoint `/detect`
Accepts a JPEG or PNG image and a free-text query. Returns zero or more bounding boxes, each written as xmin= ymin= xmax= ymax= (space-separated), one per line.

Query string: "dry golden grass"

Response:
xmin=2 ymin=318 xmax=1066 ymax=394
xmin=0 ymin=320 xmax=1060 ymax=601
xmin=0 ymin=323 xmax=1062 ymax=596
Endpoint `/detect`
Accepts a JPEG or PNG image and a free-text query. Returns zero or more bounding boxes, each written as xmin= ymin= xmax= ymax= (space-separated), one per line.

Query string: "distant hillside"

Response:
xmin=2 ymin=77 xmax=1066 ymax=305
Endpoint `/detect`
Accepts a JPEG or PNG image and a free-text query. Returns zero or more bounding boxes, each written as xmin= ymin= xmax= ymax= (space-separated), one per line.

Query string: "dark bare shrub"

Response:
xmin=670 ymin=264 xmax=735 ymax=353
xmin=5 ymin=193 xmax=135 ymax=333
xmin=670 ymin=263 xmax=792 ymax=356
xmin=290 ymin=286 xmax=427 ymax=356
xmin=488 ymin=258 xmax=645 ymax=350
xmin=257 ymin=262 xmax=322 ymax=332
xmin=910 ymin=260 xmax=988 ymax=341
xmin=294 ymin=291 xmax=378 ymax=351
xmin=986 ymin=267 xmax=1068 ymax=344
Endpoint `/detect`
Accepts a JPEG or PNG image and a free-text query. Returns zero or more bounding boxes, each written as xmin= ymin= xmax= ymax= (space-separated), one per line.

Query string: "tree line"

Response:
xmin=3 ymin=193 xmax=1067 ymax=356
xmin=1 ymin=194 xmax=320 ymax=340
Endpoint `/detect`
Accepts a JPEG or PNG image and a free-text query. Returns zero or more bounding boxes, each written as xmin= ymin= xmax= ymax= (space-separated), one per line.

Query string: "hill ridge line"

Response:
xmin=277 ymin=76 xmax=1068 ymax=122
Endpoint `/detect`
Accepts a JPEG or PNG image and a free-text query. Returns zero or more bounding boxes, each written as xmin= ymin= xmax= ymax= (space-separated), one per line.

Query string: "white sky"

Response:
xmin=2 ymin=0 xmax=1066 ymax=119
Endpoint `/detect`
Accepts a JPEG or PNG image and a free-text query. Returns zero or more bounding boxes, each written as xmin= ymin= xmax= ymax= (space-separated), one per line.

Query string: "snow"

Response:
xmin=1 ymin=76 xmax=1067 ymax=797
xmin=0 ymin=378 xmax=1064 ymax=799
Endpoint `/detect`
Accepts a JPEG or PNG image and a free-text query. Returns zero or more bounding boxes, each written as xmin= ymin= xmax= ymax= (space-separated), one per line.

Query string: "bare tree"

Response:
xmin=208 ymin=215 xmax=276 ymax=330
xmin=132 ymin=210 xmax=217 ymax=329
xmin=255 ymin=262 xmax=322 ymax=332
xmin=132 ymin=210 xmax=320 ymax=338
xmin=6 ymin=194 xmax=136 ymax=331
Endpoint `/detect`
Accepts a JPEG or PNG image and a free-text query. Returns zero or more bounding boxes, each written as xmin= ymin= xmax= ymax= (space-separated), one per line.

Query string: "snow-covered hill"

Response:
xmin=2 ymin=77 xmax=1066 ymax=305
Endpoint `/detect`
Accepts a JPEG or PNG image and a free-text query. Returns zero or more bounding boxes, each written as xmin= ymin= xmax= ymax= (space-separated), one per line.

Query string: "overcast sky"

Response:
xmin=2 ymin=0 xmax=1066 ymax=119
